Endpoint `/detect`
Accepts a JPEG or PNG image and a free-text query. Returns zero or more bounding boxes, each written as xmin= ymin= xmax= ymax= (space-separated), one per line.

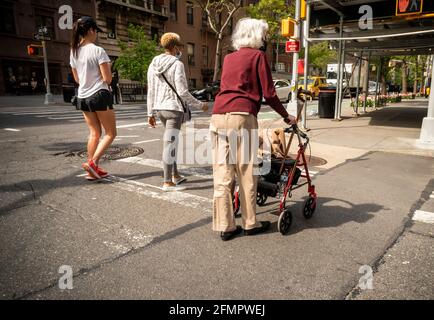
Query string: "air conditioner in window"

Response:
xmin=107 ymin=32 xmax=116 ymax=39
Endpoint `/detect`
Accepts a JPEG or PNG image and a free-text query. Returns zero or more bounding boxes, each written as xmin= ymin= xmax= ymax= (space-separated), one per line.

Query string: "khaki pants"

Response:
xmin=210 ymin=113 xmax=262 ymax=232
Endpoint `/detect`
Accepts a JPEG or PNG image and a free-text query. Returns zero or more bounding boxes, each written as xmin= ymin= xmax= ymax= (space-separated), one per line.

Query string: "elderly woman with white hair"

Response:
xmin=211 ymin=18 xmax=296 ymax=241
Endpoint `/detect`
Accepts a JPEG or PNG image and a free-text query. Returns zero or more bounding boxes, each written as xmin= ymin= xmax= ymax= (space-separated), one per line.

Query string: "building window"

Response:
xmin=187 ymin=43 xmax=195 ymax=66
xmin=187 ymin=2 xmax=194 ymax=25
xmin=189 ymin=79 xmax=196 ymax=88
xmin=169 ymin=0 xmax=177 ymax=21
xmin=35 ymin=14 xmax=55 ymax=39
xmin=202 ymin=12 xmax=208 ymax=28
xmin=151 ymin=27 xmax=159 ymax=42
xmin=106 ymin=17 xmax=116 ymax=39
xmin=202 ymin=45 xmax=208 ymax=67
xmin=276 ymin=62 xmax=286 ymax=72
xmin=0 ymin=6 xmax=15 ymax=34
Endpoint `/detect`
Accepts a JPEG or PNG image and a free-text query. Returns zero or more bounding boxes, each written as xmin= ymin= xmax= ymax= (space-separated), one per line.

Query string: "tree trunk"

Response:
xmin=413 ymin=55 xmax=419 ymax=94
xmin=381 ymin=74 xmax=387 ymax=95
xmin=401 ymin=63 xmax=407 ymax=94
xmin=213 ymin=34 xmax=222 ymax=82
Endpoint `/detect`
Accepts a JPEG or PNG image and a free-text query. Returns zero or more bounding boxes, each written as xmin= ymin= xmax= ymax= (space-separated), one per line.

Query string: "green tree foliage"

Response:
xmin=114 ymin=24 xmax=163 ymax=84
xmin=306 ymin=41 xmax=337 ymax=74
xmin=247 ymin=0 xmax=294 ymax=40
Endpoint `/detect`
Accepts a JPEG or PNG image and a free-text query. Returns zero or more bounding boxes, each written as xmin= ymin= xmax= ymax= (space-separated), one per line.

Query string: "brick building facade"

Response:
xmin=0 ymin=0 xmax=293 ymax=95
xmin=0 ymin=0 xmax=95 ymax=95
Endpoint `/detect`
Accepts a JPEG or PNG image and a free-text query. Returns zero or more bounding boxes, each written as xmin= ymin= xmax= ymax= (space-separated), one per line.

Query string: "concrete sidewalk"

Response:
xmin=259 ymin=98 xmax=434 ymax=169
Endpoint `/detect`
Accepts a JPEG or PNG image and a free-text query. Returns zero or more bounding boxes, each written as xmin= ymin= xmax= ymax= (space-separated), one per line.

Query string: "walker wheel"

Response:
xmin=278 ymin=209 xmax=292 ymax=235
xmin=303 ymin=196 xmax=317 ymax=219
xmin=256 ymin=192 xmax=268 ymax=206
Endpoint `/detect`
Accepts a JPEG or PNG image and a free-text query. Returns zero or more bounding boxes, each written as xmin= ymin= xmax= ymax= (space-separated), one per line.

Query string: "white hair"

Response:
xmin=231 ymin=18 xmax=269 ymax=51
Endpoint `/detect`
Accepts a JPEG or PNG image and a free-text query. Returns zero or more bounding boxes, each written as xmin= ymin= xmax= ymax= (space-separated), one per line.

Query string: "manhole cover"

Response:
xmin=288 ymin=154 xmax=327 ymax=166
xmin=77 ymin=146 xmax=144 ymax=160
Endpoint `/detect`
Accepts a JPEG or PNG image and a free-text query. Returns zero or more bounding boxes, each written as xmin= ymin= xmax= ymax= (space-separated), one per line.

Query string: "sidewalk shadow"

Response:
xmin=0 ymin=173 xmax=105 ymax=216
xmin=257 ymin=196 xmax=384 ymax=236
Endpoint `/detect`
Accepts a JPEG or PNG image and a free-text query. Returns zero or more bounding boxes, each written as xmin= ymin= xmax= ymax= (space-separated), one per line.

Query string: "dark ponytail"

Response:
xmin=70 ymin=19 xmax=93 ymax=57
xmin=71 ymin=21 xmax=82 ymax=57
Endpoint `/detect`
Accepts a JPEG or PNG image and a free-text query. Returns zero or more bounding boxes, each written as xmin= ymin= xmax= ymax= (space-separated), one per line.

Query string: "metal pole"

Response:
xmin=363 ymin=51 xmax=371 ymax=113
xmin=302 ymin=3 xmax=311 ymax=129
xmin=334 ymin=16 xmax=343 ymax=119
xmin=276 ymin=34 xmax=280 ymax=74
xmin=374 ymin=58 xmax=381 ymax=108
xmin=428 ymin=55 xmax=434 ymax=118
xmin=42 ymin=40 xmax=53 ymax=104
xmin=419 ymin=54 xmax=434 ymax=144
xmin=291 ymin=0 xmax=301 ymax=105
xmin=355 ymin=50 xmax=363 ymax=115
xmin=338 ymin=40 xmax=346 ymax=119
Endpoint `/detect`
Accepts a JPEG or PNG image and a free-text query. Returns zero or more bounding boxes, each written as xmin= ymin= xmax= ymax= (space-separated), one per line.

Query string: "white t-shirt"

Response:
xmin=70 ymin=43 xmax=111 ymax=98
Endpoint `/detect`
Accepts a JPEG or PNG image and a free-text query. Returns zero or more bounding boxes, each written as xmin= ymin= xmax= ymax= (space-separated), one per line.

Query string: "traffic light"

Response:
xmin=300 ymin=0 xmax=306 ymax=20
xmin=396 ymin=0 xmax=423 ymax=16
xmin=281 ymin=18 xmax=296 ymax=38
xmin=27 ymin=44 xmax=43 ymax=56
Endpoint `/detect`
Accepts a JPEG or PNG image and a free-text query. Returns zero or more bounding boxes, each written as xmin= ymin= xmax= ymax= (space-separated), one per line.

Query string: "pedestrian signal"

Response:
xmin=281 ymin=18 xmax=296 ymax=38
xmin=396 ymin=0 xmax=423 ymax=16
xmin=27 ymin=44 xmax=43 ymax=56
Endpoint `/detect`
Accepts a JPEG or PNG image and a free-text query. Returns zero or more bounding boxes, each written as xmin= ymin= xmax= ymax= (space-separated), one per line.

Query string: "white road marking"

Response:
xmin=117 ymin=121 xmax=161 ymax=129
xmin=116 ymin=135 xmax=140 ymax=138
xmin=413 ymin=210 xmax=434 ymax=224
xmin=47 ymin=112 xmax=147 ymax=120
xmin=104 ymin=175 xmax=212 ymax=213
xmin=0 ymin=139 xmax=26 ymax=143
xmin=117 ymin=122 xmax=147 ymax=129
xmin=117 ymin=156 xmax=213 ymax=179
xmin=132 ymin=139 xmax=160 ymax=145
xmin=3 ymin=128 xmax=21 ymax=132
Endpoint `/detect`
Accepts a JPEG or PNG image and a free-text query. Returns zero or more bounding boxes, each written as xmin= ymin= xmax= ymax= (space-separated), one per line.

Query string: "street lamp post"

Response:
xmin=42 ymin=40 xmax=53 ymax=105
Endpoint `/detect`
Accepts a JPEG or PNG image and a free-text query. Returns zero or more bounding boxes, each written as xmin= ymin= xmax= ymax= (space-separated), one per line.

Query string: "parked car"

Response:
xmin=273 ymin=79 xmax=293 ymax=102
xmin=262 ymin=79 xmax=292 ymax=103
xmin=298 ymin=76 xmax=328 ymax=99
xmin=190 ymin=81 xmax=220 ymax=101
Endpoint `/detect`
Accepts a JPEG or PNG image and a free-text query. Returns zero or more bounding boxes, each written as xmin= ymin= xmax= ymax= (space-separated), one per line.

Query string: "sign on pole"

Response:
xmin=285 ymin=40 xmax=300 ymax=53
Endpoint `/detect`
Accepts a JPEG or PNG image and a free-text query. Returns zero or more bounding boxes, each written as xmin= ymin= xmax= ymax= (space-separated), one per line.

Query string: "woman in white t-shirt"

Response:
xmin=70 ymin=16 xmax=117 ymax=180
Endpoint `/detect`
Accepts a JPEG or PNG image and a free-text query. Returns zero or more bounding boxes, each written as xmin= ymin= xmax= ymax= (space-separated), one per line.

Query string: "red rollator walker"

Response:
xmin=233 ymin=89 xmax=318 ymax=235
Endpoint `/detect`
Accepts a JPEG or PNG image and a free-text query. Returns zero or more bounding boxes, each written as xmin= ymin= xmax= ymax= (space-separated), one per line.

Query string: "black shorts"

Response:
xmin=77 ymin=89 xmax=113 ymax=112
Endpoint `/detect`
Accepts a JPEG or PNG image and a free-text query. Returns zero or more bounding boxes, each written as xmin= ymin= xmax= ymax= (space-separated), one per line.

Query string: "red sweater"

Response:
xmin=213 ymin=47 xmax=289 ymax=119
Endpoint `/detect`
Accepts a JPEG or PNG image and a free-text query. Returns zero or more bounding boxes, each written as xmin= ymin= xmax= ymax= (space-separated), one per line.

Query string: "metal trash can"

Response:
xmin=318 ymin=87 xmax=336 ymax=118
xmin=62 ymin=83 xmax=75 ymax=103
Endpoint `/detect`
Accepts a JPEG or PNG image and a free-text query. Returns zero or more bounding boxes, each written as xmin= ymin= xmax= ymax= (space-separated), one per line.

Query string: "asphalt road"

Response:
xmin=0 ymin=96 xmax=433 ymax=300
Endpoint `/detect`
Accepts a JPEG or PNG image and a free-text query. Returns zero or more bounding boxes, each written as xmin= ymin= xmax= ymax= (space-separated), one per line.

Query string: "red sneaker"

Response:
xmin=96 ymin=166 xmax=109 ymax=178
xmin=82 ymin=159 xmax=101 ymax=179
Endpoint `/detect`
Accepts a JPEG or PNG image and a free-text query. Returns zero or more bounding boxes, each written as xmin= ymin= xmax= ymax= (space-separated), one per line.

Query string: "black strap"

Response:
xmin=161 ymin=73 xmax=187 ymax=113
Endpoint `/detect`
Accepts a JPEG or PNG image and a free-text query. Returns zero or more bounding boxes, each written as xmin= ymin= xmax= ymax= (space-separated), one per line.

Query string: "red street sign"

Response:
xmin=285 ymin=40 xmax=300 ymax=53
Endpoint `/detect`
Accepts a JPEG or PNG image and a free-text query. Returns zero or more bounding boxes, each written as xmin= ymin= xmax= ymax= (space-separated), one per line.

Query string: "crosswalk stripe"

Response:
xmin=413 ymin=210 xmax=434 ymax=224
xmin=117 ymin=156 xmax=213 ymax=180
xmin=133 ymin=139 xmax=160 ymax=144
xmin=3 ymin=128 xmax=21 ymax=132
xmin=104 ymin=175 xmax=212 ymax=213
